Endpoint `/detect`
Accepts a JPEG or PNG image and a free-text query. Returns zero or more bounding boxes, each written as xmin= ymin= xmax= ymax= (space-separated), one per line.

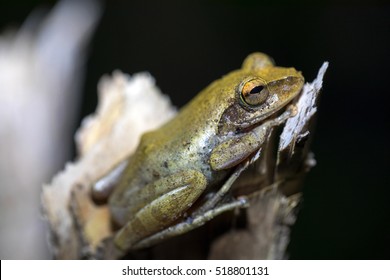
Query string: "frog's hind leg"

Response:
xmin=113 ymin=169 xmax=207 ymax=252
xmin=129 ymin=162 xmax=256 ymax=250
xmin=132 ymin=197 xmax=249 ymax=250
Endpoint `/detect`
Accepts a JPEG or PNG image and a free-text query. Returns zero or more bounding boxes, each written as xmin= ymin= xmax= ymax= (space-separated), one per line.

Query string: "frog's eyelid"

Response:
xmin=241 ymin=76 xmax=267 ymax=86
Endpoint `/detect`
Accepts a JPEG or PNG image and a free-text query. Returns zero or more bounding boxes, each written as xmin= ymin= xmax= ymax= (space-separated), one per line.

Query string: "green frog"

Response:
xmin=92 ymin=52 xmax=304 ymax=252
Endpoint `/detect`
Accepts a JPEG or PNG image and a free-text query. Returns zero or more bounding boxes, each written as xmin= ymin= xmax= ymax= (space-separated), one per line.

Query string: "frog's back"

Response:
xmin=135 ymin=116 xmax=219 ymax=183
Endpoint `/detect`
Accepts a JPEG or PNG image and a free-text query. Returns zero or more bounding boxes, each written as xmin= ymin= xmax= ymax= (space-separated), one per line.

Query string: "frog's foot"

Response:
xmin=91 ymin=159 xmax=128 ymax=202
xmin=193 ymin=158 xmax=253 ymax=217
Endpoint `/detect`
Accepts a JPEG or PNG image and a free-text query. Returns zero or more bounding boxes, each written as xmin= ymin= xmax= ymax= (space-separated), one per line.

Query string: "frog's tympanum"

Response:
xmin=92 ymin=53 xmax=304 ymax=252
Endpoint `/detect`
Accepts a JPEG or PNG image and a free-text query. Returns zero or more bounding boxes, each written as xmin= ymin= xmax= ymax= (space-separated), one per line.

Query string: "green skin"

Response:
xmin=92 ymin=52 xmax=304 ymax=252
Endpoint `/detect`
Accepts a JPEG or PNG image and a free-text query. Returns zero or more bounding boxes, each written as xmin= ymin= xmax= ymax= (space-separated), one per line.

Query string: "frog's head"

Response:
xmin=218 ymin=52 xmax=304 ymax=135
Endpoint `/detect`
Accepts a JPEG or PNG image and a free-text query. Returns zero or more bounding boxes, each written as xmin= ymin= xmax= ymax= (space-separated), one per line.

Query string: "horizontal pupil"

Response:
xmin=249 ymin=85 xmax=264 ymax=94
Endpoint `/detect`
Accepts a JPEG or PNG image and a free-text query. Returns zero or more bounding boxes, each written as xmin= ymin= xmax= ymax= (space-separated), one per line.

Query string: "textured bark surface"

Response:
xmin=42 ymin=63 xmax=328 ymax=259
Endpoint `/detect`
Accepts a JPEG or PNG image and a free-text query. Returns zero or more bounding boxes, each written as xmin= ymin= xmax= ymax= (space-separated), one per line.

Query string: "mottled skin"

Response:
xmin=93 ymin=53 xmax=304 ymax=252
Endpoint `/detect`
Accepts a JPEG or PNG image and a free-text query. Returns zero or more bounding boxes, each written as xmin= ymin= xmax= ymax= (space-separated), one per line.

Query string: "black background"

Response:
xmin=1 ymin=0 xmax=389 ymax=259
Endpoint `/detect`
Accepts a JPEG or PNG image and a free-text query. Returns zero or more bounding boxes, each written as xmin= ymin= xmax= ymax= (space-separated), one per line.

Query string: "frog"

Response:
xmin=92 ymin=52 xmax=304 ymax=253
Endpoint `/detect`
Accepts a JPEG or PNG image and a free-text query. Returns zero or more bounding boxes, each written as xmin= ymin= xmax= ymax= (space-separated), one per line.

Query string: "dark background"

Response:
xmin=1 ymin=0 xmax=389 ymax=259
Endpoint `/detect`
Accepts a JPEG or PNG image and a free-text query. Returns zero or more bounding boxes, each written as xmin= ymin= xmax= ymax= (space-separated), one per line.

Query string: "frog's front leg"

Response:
xmin=203 ymin=105 xmax=297 ymax=213
xmin=113 ymin=170 xmax=207 ymax=252
xmin=210 ymin=105 xmax=297 ymax=171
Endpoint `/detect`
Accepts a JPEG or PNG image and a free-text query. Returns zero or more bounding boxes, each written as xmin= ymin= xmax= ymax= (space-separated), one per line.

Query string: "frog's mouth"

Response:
xmin=235 ymin=87 xmax=301 ymax=132
xmin=236 ymin=99 xmax=296 ymax=134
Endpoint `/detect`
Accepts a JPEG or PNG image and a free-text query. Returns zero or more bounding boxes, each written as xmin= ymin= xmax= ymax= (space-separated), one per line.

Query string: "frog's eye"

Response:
xmin=240 ymin=79 xmax=269 ymax=106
